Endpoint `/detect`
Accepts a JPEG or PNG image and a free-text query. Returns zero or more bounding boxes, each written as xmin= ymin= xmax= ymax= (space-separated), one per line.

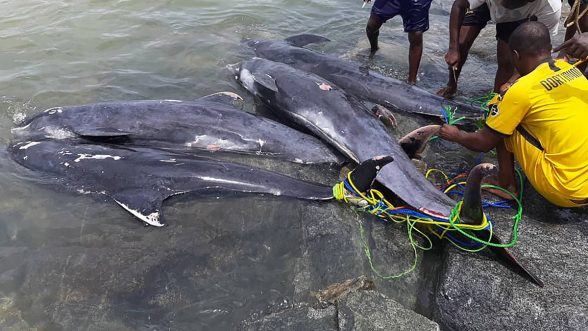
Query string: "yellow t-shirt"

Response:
xmin=486 ymin=59 xmax=588 ymax=199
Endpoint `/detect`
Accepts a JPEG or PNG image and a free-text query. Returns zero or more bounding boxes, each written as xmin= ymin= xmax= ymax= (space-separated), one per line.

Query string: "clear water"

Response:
xmin=0 ymin=0 xmax=569 ymax=330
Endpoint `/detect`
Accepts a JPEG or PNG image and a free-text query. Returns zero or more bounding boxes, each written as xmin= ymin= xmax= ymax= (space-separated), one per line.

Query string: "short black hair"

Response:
xmin=508 ymin=21 xmax=552 ymax=56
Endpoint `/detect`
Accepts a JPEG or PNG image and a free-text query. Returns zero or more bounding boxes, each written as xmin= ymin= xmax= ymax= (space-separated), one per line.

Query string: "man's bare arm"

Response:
xmin=439 ymin=124 xmax=504 ymax=152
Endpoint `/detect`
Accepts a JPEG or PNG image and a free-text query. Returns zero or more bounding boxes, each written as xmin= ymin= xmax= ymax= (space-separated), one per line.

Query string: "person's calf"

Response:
xmin=366 ymin=15 xmax=382 ymax=53
xmin=407 ymin=31 xmax=424 ymax=84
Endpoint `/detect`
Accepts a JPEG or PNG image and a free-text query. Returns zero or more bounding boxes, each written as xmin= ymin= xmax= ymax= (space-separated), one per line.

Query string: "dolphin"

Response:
xmin=459 ymin=163 xmax=543 ymax=287
xmin=11 ymin=93 xmax=341 ymax=165
xmin=231 ymin=57 xmax=458 ymax=219
xmin=344 ymin=158 xmax=543 ymax=286
xmin=8 ymin=140 xmax=333 ymax=226
xmin=247 ymin=34 xmax=486 ymax=121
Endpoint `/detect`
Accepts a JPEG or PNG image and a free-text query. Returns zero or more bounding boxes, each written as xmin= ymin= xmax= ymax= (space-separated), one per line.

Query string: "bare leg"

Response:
xmin=437 ymin=25 xmax=483 ymax=98
xmin=494 ymin=39 xmax=515 ymax=93
xmin=407 ymin=31 xmax=423 ymax=85
xmin=366 ymin=14 xmax=383 ymax=54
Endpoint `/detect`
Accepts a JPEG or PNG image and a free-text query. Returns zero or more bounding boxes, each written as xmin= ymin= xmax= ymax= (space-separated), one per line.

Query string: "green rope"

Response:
xmin=357 ymin=214 xmax=433 ymax=280
xmin=447 ymin=169 xmax=524 ymax=248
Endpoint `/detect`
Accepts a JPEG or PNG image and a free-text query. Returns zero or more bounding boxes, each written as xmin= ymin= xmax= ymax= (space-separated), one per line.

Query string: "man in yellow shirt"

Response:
xmin=440 ymin=21 xmax=588 ymax=207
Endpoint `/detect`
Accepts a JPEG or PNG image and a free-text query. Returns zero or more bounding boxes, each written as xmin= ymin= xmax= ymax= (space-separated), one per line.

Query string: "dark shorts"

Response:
xmin=371 ymin=0 xmax=433 ymax=32
xmin=462 ymin=3 xmax=491 ymax=29
xmin=495 ymin=15 xmax=538 ymax=42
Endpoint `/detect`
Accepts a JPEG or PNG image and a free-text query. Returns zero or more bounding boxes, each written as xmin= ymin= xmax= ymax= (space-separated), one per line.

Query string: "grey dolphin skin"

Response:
xmin=232 ymin=57 xmax=458 ymax=219
xmin=8 ymin=140 xmax=333 ymax=226
xmin=248 ymin=34 xmax=486 ymax=121
xmin=11 ymin=93 xmax=341 ymax=165
xmin=460 ymin=163 xmax=543 ymax=287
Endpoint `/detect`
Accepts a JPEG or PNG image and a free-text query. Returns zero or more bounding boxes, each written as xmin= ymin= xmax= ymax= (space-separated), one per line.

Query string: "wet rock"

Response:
xmin=435 ymin=197 xmax=588 ymax=330
xmin=242 ymin=304 xmax=337 ymax=331
xmin=243 ymin=288 xmax=439 ymax=331
xmin=295 ymin=202 xmax=430 ymax=310
xmin=337 ymin=290 xmax=440 ymax=331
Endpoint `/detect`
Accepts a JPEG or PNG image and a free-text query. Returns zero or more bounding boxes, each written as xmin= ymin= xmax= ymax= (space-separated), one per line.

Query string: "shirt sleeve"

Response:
xmin=485 ymin=82 xmax=530 ymax=135
xmin=467 ymin=0 xmax=486 ymax=10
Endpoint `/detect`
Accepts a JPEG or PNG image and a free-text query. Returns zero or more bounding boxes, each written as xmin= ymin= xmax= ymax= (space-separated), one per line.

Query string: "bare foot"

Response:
xmin=407 ymin=79 xmax=416 ymax=85
xmin=436 ymin=85 xmax=457 ymax=99
xmin=481 ymin=175 xmax=518 ymax=200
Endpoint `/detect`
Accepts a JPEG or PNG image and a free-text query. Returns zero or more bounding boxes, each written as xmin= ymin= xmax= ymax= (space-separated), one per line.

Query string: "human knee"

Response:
xmin=408 ymin=31 xmax=424 ymax=47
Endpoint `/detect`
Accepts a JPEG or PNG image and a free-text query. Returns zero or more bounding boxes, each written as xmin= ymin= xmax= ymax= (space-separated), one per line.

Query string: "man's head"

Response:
xmin=509 ymin=21 xmax=552 ymax=74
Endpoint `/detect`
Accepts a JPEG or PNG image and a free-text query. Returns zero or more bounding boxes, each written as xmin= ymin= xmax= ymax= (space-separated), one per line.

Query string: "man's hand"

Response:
xmin=553 ymin=33 xmax=588 ymax=59
xmin=445 ymin=48 xmax=460 ymax=68
xmin=439 ymin=124 xmax=462 ymax=142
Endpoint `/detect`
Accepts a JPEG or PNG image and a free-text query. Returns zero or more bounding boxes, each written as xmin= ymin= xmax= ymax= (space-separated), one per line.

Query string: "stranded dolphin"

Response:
xmin=11 ymin=93 xmax=341 ymax=165
xmin=247 ymin=34 xmax=485 ymax=121
xmin=231 ymin=57 xmax=458 ymax=219
xmin=459 ymin=163 xmax=543 ymax=287
xmin=8 ymin=140 xmax=333 ymax=226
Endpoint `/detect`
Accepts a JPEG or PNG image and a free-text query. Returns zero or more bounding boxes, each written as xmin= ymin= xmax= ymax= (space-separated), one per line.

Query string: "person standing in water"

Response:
xmin=440 ymin=0 xmax=561 ymax=97
xmin=364 ymin=0 xmax=433 ymax=84
xmin=440 ymin=22 xmax=588 ymax=207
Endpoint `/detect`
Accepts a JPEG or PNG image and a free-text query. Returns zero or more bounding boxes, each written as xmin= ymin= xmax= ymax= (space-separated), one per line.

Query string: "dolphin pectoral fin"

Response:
xmin=284 ymin=34 xmax=331 ymax=47
xmin=111 ymin=189 xmax=171 ymax=227
xmin=197 ymin=92 xmax=244 ymax=109
xmin=349 ymin=155 xmax=394 ymax=192
xmin=398 ymin=125 xmax=441 ymax=159
xmin=253 ymin=73 xmax=278 ymax=93
xmin=478 ymin=231 xmax=544 ymax=287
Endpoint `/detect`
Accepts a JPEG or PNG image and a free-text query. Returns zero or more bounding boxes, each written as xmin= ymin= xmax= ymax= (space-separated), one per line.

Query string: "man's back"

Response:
xmin=492 ymin=59 xmax=588 ymax=195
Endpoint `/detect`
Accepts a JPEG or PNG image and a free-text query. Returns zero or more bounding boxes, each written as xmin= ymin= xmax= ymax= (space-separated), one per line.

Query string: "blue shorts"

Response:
xmin=371 ymin=0 xmax=433 ymax=32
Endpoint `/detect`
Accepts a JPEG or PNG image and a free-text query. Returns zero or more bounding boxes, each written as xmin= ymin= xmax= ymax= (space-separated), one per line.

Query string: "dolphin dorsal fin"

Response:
xmin=197 ymin=92 xmax=244 ymax=109
xmin=284 ymin=34 xmax=331 ymax=47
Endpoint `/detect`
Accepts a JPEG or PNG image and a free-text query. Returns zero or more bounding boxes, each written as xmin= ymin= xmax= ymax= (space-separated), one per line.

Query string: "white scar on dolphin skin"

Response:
xmin=214 ymin=91 xmax=243 ymax=101
xmin=74 ymin=154 xmax=122 ymax=162
xmin=44 ymin=107 xmax=63 ymax=115
xmin=257 ymin=139 xmax=265 ymax=154
xmin=10 ymin=122 xmax=31 ymax=134
xmin=76 ymin=188 xmax=106 ymax=195
xmin=239 ymin=68 xmax=256 ymax=94
xmin=163 ymin=100 xmax=182 ymax=103
xmin=18 ymin=141 xmax=41 ymax=150
xmin=199 ymin=176 xmax=263 ymax=188
xmin=113 ymin=199 xmax=163 ymax=227
xmin=44 ymin=127 xmax=75 ymax=139
xmin=159 ymin=159 xmax=176 ymax=163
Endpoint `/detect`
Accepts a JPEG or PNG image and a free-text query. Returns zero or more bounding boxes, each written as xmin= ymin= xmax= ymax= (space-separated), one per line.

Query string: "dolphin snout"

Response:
xmin=226 ymin=62 xmax=241 ymax=76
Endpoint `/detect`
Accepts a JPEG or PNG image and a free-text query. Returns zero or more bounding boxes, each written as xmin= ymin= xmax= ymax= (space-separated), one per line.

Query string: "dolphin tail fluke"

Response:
xmin=284 ymin=34 xmax=331 ymax=47
xmin=460 ymin=163 xmax=543 ymax=287
xmin=398 ymin=125 xmax=440 ymax=159
xmin=197 ymin=92 xmax=244 ymax=109
xmin=111 ymin=189 xmax=171 ymax=227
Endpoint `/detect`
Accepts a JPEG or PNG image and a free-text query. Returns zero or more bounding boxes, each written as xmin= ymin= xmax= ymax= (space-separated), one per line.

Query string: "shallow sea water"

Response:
xmin=0 ymin=0 xmax=569 ymax=330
